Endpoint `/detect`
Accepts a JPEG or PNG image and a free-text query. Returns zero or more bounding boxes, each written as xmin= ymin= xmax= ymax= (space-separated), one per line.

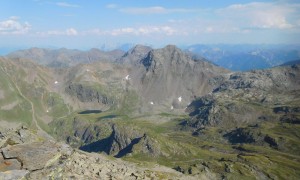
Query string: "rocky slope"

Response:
xmin=129 ymin=45 xmax=229 ymax=112
xmin=0 ymin=126 xmax=203 ymax=180
xmin=116 ymin=44 xmax=152 ymax=65
xmin=186 ymin=64 xmax=300 ymax=128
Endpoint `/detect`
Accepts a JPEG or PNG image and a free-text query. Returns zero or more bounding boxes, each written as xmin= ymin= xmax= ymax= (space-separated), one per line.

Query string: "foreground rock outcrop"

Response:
xmin=0 ymin=126 xmax=207 ymax=180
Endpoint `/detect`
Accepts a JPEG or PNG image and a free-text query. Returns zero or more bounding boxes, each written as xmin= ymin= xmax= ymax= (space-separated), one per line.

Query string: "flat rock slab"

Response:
xmin=0 ymin=154 xmax=21 ymax=172
xmin=1 ymin=141 xmax=60 ymax=171
xmin=0 ymin=170 xmax=29 ymax=180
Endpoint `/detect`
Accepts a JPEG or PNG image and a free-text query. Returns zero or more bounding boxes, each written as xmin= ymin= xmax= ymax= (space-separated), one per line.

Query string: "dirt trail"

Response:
xmin=0 ymin=67 xmax=52 ymax=139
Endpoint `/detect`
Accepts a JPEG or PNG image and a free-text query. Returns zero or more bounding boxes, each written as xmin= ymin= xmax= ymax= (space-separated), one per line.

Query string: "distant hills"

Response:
xmin=6 ymin=43 xmax=300 ymax=71
xmin=186 ymin=44 xmax=300 ymax=71
xmin=7 ymin=48 xmax=125 ymax=68
xmin=280 ymin=59 xmax=300 ymax=66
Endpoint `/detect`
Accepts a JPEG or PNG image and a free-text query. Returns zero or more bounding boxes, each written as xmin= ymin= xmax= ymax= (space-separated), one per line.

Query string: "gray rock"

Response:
xmin=117 ymin=45 xmax=152 ymax=65
xmin=186 ymin=64 xmax=300 ymax=128
xmin=130 ymin=45 xmax=229 ymax=112
xmin=0 ymin=170 xmax=29 ymax=180
xmin=2 ymin=141 xmax=60 ymax=171
xmin=65 ymin=83 xmax=113 ymax=105
xmin=0 ymin=155 xmax=22 ymax=172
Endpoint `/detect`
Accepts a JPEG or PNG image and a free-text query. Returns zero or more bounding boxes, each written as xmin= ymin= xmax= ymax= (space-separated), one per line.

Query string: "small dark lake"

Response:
xmin=97 ymin=115 xmax=117 ymax=120
xmin=78 ymin=110 xmax=102 ymax=114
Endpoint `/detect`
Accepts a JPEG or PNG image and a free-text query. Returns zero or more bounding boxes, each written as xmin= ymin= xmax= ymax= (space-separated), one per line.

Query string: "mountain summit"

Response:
xmin=117 ymin=44 xmax=152 ymax=65
xmin=128 ymin=45 xmax=229 ymax=111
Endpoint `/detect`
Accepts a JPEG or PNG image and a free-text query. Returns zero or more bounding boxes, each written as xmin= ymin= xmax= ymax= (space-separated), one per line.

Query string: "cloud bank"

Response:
xmin=0 ymin=17 xmax=31 ymax=35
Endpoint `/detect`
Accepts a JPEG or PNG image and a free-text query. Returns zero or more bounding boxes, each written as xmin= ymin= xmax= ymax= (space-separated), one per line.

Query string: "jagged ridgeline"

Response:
xmin=1 ymin=45 xmax=300 ymax=179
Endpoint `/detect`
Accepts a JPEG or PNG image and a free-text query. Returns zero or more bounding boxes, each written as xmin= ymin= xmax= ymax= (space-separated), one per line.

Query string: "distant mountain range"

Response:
xmin=280 ymin=59 xmax=300 ymax=66
xmin=6 ymin=44 xmax=300 ymax=71
xmin=7 ymin=47 xmax=125 ymax=68
xmin=186 ymin=44 xmax=300 ymax=71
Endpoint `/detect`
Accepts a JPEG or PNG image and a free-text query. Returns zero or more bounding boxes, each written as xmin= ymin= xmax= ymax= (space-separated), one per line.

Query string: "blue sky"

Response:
xmin=0 ymin=0 xmax=300 ymax=49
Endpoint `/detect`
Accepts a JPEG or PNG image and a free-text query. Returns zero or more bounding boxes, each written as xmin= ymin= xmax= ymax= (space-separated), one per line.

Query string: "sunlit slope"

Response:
xmin=0 ymin=57 xmax=70 ymax=130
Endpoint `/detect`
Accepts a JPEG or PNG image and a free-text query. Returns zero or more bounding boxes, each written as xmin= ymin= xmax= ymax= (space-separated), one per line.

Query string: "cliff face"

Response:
xmin=65 ymin=83 xmax=113 ymax=105
xmin=52 ymin=118 xmax=161 ymax=158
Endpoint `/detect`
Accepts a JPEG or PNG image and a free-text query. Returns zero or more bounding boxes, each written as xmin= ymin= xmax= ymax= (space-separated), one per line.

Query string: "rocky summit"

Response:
xmin=0 ymin=45 xmax=300 ymax=179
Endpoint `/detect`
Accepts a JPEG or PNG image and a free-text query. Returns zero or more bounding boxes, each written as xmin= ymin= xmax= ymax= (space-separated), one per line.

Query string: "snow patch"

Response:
xmin=150 ymin=101 xmax=154 ymax=105
xmin=178 ymin=96 xmax=182 ymax=102
xmin=125 ymin=75 xmax=130 ymax=80
xmin=54 ymin=81 xmax=58 ymax=84
xmin=171 ymin=106 xmax=174 ymax=110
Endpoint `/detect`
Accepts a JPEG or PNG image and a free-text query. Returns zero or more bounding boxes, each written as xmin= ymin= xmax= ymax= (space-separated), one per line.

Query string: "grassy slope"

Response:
xmin=0 ymin=58 xmax=71 ymax=132
xmin=126 ymin=119 xmax=300 ymax=179
xmin=49 ymin=106 xmax=300 ymax=179
xmin=0 ymin=61 xmax=32 ymax=125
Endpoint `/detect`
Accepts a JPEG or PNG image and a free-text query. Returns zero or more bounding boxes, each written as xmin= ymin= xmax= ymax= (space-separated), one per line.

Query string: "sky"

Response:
xmin=0 ymin=0 xmax=300 ymax=49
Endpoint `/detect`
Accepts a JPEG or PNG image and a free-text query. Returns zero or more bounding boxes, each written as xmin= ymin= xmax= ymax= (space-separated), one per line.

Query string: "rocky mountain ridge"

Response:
xmin=129 ymin=45 xmax=229 ymax=112
xmin=0 ymin=45 xmax=300 ymax=179
xmin=186 ymin=64 xmax=300 ymax=127
xmin=116 ymin=45 xmax=152 ymax=65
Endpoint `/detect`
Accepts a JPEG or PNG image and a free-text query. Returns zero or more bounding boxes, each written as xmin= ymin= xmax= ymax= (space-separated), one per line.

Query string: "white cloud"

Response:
xmin=160 ymin=1 xmax=300 ymax=36
xmin=37 ymin=28 xmax=78 ymax=36
xmin=56 ymin=2 xmax=80 ymax=8
xmin=45 ymin=31 xmax=61 ymax=36
xmin=83 ymin=29 xmax=105 ymax=36
xmin=217 ymin=2 xmax=296 ymax=29
xmin=66 ymin=28 xmax=78 ymax=36
xmin=110 ymin=28 xmax=135 ymax=36
xmin=84 ymin=26 xmax=179 ymax=36
xmin=252 ymin=11 xmax=292 ymax=29
xmin=4 ymin=1 xmax=298 ymax=45
xmin=0 ymin=17 xmax=31 ymax=35
xmin=114 ymin=2 xmax=299 ymax=36
xmin=120 ymin=6 xmax=195 ymax=14
xmin=109 ymin=26 xmax=178 ymax=36
xmin=160 ymin=26 xmax=177 ymax=35
xmin=9 ymin=16 xmax=20 ymax=21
